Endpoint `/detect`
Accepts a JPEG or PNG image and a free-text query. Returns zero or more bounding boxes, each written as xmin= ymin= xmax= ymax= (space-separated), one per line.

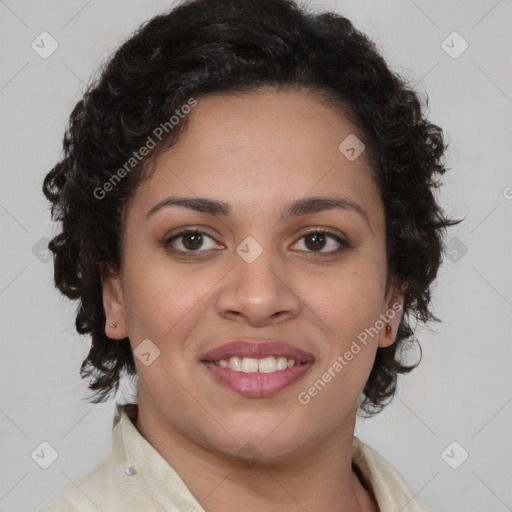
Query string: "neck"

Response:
xmin=134 ymin=397 xmax=377 ymax=512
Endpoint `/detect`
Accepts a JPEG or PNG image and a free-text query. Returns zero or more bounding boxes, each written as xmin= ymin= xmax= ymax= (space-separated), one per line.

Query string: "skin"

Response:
xmin=102 ymin=88 xmax=404 ymax=512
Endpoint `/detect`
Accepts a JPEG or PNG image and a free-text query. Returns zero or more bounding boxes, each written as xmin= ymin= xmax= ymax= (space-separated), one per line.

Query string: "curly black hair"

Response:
xmin=43 ymin=0 xmax=458 ymax=416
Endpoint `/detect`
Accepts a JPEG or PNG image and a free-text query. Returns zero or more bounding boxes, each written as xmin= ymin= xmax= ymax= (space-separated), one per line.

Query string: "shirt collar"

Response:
xmin=113 ymin=402 xmax=207 ymax=511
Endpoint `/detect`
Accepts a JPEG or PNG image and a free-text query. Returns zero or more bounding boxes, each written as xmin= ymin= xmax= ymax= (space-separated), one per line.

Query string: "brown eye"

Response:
xmin=164 ymin=229 xmax=220 ymax=253
xmin=304 ymin=232 xmax=327 ymax=251
xmin=181 ymin=232 xmax=204 ymax=250
xmin=292 ymin=230 xmax=348 ymax=254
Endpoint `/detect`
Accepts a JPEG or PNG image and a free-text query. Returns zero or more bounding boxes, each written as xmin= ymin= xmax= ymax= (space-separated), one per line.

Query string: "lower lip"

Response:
xmin=202 ymin=362 xmax=313 ymax=397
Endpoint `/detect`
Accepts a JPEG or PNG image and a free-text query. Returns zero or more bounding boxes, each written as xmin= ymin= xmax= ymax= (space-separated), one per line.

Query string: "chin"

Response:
xmin=206 ymin=414 xmax=311 ymax=464
xmin=217 ymin=437 xmax=308 ymax=467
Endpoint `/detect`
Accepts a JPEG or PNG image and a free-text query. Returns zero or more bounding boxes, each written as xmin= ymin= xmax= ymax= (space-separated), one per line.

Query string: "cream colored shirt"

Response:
xmin=40 ymin=403 xmax=432 ymax=512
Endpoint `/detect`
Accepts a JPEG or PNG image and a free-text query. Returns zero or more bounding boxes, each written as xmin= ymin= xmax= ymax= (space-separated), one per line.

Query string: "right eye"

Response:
xmin=163 ymin=228 xmax=223 ymax=254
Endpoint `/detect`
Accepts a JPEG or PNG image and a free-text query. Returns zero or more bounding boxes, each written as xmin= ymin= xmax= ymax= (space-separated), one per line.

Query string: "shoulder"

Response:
xmin=39 ymin=404 xmax=153 ymax=512
xmin=39 ymin=402 xmax=206 ymax=512
xmin=352 ymin=437 xmax=433 ymax=512
xmin=38 ymin=454 xmax=150 ymax=512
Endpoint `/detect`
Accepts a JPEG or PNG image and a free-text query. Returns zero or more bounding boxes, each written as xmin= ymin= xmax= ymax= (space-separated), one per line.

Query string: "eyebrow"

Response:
xmin=146 ymin=195 xmax=370 ymax=226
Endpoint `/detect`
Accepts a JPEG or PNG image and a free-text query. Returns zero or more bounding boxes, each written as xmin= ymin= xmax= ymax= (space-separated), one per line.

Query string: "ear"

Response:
xmin=377 ymin=279 xmax=406 ymax=348
xmin=101 ymin=265 xmax=129 ymax=340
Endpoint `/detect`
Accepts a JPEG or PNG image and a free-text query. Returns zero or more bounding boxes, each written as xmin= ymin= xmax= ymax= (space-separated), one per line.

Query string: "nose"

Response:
xmin=216 ymin=244 xmax=302 ymax=327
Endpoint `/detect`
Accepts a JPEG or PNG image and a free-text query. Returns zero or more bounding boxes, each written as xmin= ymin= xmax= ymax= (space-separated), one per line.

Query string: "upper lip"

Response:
xmin=200 ymin=340 xmax=315 ymax=364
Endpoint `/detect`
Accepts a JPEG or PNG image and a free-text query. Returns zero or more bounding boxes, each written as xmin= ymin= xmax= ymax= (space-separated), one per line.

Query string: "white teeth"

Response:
xmin=216 ymin=356 xmax=299 ymax=373
xmin=241 ymin=357 xmax=259 ymax=373
xmin=276 ymin=356 xmax=288 ymax=370
xmin=258 ymin=357 xmax=277 ymax=373
xmin=228 ymin=356 xmax=242 ymax=371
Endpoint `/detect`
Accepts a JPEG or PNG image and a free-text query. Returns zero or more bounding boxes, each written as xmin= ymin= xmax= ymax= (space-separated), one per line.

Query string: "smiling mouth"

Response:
xmin=201 ymin=356 xmax=314 ymax=397
xmin=207 ymin=355 xmax=308 ymax=373
xmin=200 ymin=340 xmax=315 ymax=397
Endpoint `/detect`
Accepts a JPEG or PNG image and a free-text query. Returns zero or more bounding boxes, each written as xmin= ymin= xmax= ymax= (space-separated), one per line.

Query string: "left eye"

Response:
xmin=163 ymin=229 xmax=348 ymax=255
xmin=292 ymin=231 xmax=348 ymax=254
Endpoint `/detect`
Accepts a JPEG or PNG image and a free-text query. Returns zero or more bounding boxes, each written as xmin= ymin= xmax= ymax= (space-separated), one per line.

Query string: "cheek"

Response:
xmin=122 ymin=256 xmax=218 ymax=342
xmin=307 ymin=259 xmax=386 ymax=337
xmin=297 ymin=280 xmax=381 ymax=420
xmin=296 ymin=255 xmax=385 ymax=399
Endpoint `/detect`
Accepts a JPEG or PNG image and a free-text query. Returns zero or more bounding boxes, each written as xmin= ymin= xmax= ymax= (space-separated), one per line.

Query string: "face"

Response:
xmin=103 ymin=89 xmax=403 ymax=462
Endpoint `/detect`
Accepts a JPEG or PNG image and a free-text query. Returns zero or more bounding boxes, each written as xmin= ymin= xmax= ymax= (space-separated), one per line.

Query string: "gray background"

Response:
xmin=1 ymin=0 xmax=511 ymax=510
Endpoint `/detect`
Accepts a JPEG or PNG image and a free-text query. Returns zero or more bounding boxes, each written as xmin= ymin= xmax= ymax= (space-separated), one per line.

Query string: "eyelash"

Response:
xmin=163 ymin=227 xmax=350 ymax=257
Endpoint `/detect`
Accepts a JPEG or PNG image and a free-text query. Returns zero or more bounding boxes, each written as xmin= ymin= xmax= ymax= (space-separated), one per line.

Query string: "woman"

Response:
xmin=40 ymin=0 xmax=457 ymax=510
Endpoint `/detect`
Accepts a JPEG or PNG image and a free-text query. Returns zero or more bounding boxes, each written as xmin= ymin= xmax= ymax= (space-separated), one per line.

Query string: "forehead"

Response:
xmin=169 ymin=89 xmax=364 ymax=169
xmin=127 ymin=89 xmax=382 ymax=227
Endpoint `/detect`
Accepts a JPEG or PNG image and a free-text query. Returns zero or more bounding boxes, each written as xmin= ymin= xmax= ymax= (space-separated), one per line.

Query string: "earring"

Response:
xmin=385 ymin=324 xmax=392 ymax=335
xmin=110 ymin=322 xmax=117 ymax=328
